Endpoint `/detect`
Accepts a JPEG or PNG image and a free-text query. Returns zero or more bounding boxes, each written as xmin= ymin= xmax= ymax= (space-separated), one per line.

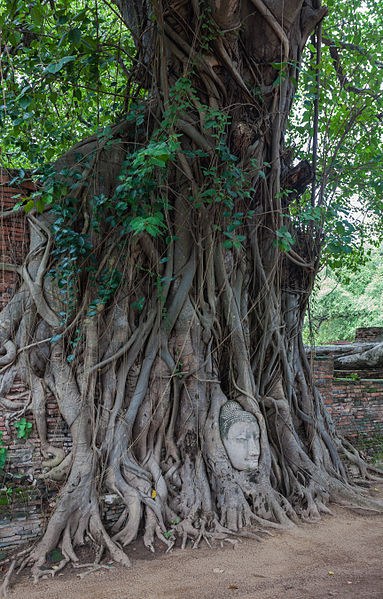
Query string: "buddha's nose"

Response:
xmin=248 ymin=437 xmax=259 ymax=456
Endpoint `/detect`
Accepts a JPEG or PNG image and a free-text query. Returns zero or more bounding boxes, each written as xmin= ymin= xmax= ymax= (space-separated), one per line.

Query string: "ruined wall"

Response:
xmin=355 ymin=327 xmax=383 ymax=343
xmin=312 ymin=327 xmax=383 ymax=440
xmin=313 ymin=357 xmax=383 ymax=440
xmin=0 ymin=384 xmax=72 ymax=550
xmin=1 ymin=171 xmax=46 ymax=550
xmin=0 ymin=169 xmax=31 ymax=309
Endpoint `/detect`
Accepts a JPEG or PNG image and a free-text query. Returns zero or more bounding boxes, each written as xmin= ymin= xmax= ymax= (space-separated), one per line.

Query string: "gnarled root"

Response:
xmin=40 ymin=448 xmax=69 ymax=481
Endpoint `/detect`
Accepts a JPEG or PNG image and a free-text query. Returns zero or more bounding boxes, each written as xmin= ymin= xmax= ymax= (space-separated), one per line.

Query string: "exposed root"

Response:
xmin=220 ymin=538 xmax=240 ymax=549
xmin=41 ymin=445 xmax=66 ymax=470
xmin=73 ymin=563 xmax=114 ymax=579
xmin=34 ymin=558 xmax=69 ymax=580
xmin=0 ymin=559 xmax=16 ymax=598
xmin=40 ymin=452 xmax=71 ymax=482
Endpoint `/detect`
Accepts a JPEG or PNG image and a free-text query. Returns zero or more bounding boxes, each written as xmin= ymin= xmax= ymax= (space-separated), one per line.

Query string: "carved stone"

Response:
xmin=219 ymin=401 xmax=260 ymax=471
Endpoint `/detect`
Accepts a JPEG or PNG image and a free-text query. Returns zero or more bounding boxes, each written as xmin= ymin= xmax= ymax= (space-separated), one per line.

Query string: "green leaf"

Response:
xmin=50 ymin=334 xmax=62 ymax=343
xmin=14 ymin=418 xmax=32 ymax=439
xmin=68 ymin=28 xmax=82 ymax=44
xmin=57 ymin=14 xmax=69 ymax=25
xmin=270 ymin=61 xmax=287 ymax=70
xmin=35 ymin=198 xmax=45 ymax=213
xmin=149 ymin=157 xmax=168 ymax=167
xmin=131 ymin=297 xmax=145 ymax=311
xmin=46 ymin=549 xmax=63 ymax=564
xmin=30 ymin=4 xmax=44 ymax=26
xmin=18 ymin=96 xmax=32 ymax=109
xmin=222 ymin=239 xmax=233 ymax=249
xmin=129 ymin=217 xmax=146 ymax=234
xmin=24 ymin=200 xmax=34 ymax=213
xmin=45 ymin=56 xmax=76 ymax=74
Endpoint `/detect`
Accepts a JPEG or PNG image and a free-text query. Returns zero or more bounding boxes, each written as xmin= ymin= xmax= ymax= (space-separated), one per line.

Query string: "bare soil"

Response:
xmin=8 ymin=487 xmax=383 ymax=599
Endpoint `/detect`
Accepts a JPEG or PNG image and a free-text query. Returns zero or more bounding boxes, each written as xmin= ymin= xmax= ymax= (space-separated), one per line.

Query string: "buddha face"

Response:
xmin=222 ymin=419 xmax=260 ymax=471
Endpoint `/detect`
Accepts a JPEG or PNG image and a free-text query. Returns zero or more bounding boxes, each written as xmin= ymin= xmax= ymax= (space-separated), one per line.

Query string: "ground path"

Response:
xmin=9 ymin=487 xmax=383 ymax=599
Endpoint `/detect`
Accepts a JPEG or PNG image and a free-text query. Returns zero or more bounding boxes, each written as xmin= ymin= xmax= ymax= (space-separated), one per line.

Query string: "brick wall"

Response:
xmin=313 ymin=355 xmax=383 ymax=440
xmin=355 ymin=327 xmax=383 ymax=343
xmin=0 ymin=388 xmax=123 ymax=551
xmin=0 ymin=169 xmax=32 ymax=309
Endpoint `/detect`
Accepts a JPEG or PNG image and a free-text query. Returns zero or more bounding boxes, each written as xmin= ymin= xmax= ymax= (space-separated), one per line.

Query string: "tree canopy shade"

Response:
xmin=1 ymin=0 xmax=383 ymax=591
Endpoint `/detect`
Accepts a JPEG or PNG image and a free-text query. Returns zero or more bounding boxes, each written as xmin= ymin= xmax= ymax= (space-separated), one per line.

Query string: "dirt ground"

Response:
xmin=7 ymin=487 xmax=383 ymax=599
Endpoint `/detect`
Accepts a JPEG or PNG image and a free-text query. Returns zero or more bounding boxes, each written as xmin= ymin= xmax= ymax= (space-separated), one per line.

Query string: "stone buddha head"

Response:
xmin=219 ymin=401 xmax=260 ymax=471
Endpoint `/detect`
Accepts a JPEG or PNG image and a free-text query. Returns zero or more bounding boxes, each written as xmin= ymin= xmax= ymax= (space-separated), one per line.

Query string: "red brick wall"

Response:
xmin=355 ymin=327 xmax=383 ymax=343
xmin=0 ymin=382 xmax=72 ymax=477
xmin=0 ymin=170 xmax=72 ymax=472
xmin=314 ymin=356 xmax=383 ymax=440
xmin=0 ymin=169 xmax=32 ymax=308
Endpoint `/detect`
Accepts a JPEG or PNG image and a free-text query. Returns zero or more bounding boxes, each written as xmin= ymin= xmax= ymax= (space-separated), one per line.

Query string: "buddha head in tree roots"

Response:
xmin=219 ymin=401 xmax=260 ymax=471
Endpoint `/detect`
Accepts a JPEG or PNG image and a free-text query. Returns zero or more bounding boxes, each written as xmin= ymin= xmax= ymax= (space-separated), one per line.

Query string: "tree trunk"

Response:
xmin=1 ymin=0 xmax=382 ymax=590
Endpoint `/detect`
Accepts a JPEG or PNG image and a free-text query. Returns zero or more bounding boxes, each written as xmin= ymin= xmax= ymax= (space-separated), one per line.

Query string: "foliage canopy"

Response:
xmin=1 ymin=0 xmax=383 ymax=268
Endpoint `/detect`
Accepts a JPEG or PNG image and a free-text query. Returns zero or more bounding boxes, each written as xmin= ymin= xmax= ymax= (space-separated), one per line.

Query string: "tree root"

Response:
xmin=0 ymin=559 xmax=17 ymax=598
xmin=34 ymin=558 xmax=69 ymax=581
xmin=73 ymin=563 xmax=114 ymax=579
xmin=40 ymin=452 xmax=71 ymax=482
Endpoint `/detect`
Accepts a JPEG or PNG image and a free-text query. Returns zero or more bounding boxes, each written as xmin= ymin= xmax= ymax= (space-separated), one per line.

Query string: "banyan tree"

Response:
xmin=0 ymin=0 xmax=382 ymax=590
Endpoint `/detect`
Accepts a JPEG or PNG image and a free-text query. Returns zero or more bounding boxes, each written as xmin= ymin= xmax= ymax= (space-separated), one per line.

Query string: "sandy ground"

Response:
xmin=7 ymin=488 xmax=383 ymax=599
